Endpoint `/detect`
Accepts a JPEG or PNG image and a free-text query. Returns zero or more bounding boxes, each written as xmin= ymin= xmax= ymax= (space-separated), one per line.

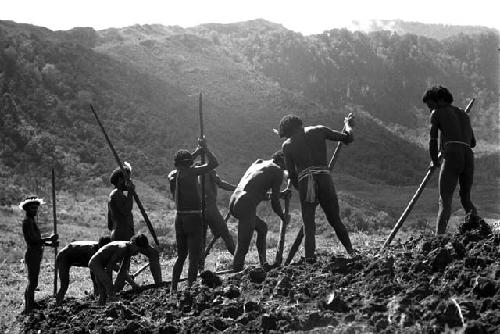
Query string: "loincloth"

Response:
xmin=298 ymin=166 xmax=330 ymax=203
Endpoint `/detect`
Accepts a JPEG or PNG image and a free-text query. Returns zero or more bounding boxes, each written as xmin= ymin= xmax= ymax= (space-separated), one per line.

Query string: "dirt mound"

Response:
xmin=20 ymin=224 xmax=499 ymax=333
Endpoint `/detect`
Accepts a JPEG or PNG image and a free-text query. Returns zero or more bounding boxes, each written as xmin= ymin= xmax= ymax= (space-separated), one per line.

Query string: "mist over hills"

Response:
xmin=0 ymin=19 xmax=498 ymax=205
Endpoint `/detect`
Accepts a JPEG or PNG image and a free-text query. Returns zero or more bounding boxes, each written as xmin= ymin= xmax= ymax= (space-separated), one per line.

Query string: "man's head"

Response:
xmin=131 ymin=233 xmax=149 ymax=250
xmin=97 ymin=236 xmax=112 ymax=249
xmin=110 ymin=163 xmax=132 ymax=189
xmin=278 ymin=115 xmax=303 ymax=138
xmin=272 ymin=150 xmax=286 ymax=169
xmin=19 ymin=195 xmax=44 ymax=216
xmin=422 ymin=85 xmax=453 ymax=110
xmin=174 ymin=150 xmax=194 ymax=168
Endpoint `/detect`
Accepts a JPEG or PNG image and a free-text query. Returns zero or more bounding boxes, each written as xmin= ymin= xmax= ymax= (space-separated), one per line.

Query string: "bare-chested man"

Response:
xmin=20 ymin=195 xmax=58 ymax=313
xmin=168 ymin=138 xmax=218 ymax=293
xmin=230 ymin=151 xmax=288 ymax=272
xmin=107 ymin=163 xmax=162 ymax=291
xmin=200 ymin=169 xmax=237 ymax=253
xmin=55 ymin=236 xmax=111 ymax=305
xmin=88 ymin=234 xmax=153 ymax=304
xmin=422 ymin=85 xmax=478 ymax=234
xmin=280 ymin=115 xmax=355 ymax=262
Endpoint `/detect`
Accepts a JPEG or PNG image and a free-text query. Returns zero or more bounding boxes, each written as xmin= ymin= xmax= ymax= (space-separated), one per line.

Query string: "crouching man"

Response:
xmin=88 ymin=234 xmax=160 ymax=304
xmin=55 ymin=236 xmax=111 ymax=305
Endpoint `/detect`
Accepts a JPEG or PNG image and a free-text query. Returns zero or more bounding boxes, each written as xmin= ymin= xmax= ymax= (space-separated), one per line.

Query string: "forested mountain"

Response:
xmin=352 ymin=19 xmax=498 ymax=40
xmin=0 ymin=19 xmax=498 ymax=204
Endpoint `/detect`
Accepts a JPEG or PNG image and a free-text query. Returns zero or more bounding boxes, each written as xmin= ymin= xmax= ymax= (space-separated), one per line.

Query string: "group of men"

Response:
xmin=21 ymin=85 xmax=479 ymax=313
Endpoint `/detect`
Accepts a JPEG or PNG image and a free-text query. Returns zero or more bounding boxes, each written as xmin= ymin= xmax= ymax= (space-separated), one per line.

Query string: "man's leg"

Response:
xmin=318 ymin=176 xmax=353 ymax=254
xmin=89 ymin=262 xmax=114 ymax=304
xmin=298 ymin=179 xmax=318 ymax=259
xmin=437 ymin=158 xmax=459 ymax=234
xmin=56 ymin=260 xmax=70 ymax=306
xmin=171 ymin=215 xmax=188 ymax=293
xmin=184 ymin=215 xmax=204 ymax=287
xmin=24 ymin=251 xmax=42 ymax=313
xmin=113 ymin=257 xmax=131 ymax=292
xmin=459 ymin=148 xmax=477 ymax=216
xmin=141 ymin=245 xmax=162 ymax=285
xmin=206 ymin=205 xmax=235 ymax=255
xmin=254 ymin=216 xmax=268 ymax=266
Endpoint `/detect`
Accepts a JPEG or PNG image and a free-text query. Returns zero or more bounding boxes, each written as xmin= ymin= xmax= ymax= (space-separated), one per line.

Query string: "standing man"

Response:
xmin=280 ymin=115 xmax=356 ymax=262
xmin=55 ymin=236 xmax=111 ymax=305
xmin=168 ymin=138 xmax=219 ymax=293
xmin=422 ymin=85 xmax=477 ymax=234
xmin=230 ymin=151 xmax=288 ymax=272
xmin=19 ymin=195 xmax=58 ymax=313
xmin=107 ymin=163 xmax=162 ymax=291
xmin=201 ymin=169 xmax=237 ymax=255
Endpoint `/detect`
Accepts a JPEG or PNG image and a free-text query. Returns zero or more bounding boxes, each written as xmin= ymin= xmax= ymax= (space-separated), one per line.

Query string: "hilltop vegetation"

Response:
xmin=0 ymin=19 xmax=498 ymax=206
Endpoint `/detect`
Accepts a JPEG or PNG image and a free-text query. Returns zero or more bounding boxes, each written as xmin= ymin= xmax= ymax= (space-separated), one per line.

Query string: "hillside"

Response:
xmin=352 ymin=19 xmax=498 ymax=40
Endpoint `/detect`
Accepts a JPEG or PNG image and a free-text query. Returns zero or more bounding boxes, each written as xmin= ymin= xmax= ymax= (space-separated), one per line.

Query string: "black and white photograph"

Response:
xmin=1 ymin=0 xmax=499 ymax=332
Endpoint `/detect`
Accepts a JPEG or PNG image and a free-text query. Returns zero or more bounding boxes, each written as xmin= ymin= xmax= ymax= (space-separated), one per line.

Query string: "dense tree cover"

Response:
xmin=0 ymin=20 xmax=497 ymax=204
xmin=194 ymin=22 xmax=498 ymax=140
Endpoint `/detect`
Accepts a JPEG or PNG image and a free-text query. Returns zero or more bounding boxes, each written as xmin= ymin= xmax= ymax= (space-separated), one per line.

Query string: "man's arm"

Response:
xmin=110 ymin=191 xmax=134 ymax=216
xmin=270 ymin=170 xmax=286 ymax=221
xmin=193 ymin=146 xmax=219 ymax=176
xmin=429 ymin=111 xmax=440 ymax=166
xmin=320 ymin=125 xmax=353 ymax=144
xmin=114 ymin=255 xmax=131 ymax=284
xmin=214 ymin=173 xmax=237 ymax=191
xmin=283 ymin=144 xmax=298 ymax=189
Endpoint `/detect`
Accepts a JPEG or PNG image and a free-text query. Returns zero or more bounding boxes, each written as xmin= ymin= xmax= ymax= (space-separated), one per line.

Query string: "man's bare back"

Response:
xmin=233 ymin=159 xmax=283 ymax=203
xmin=431 ymin=105 xmax=475 ymax=146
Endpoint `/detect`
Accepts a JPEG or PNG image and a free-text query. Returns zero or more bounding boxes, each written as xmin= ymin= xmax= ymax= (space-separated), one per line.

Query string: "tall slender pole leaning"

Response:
xmin=198 ymin=93 xmax=207 ymax=265
xmin=51 ymin=168 xmax=58 ymax=297
xmin=274 ymin=195 xmax=291 ymax=266
xmin=203 ymin=211 xmax=230 ymax=258
xmin=381 ymin=98 xmax=475 ymax=250
xmin=89 ymin=104 xmax=160 ymax=246
xmin=284 ymin=114 xmax=353 ymax=265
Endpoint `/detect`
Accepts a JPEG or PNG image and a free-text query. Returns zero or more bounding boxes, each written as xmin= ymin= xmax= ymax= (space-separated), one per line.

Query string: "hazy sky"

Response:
xmin=2 ymin=0 xmax=498 ymax=35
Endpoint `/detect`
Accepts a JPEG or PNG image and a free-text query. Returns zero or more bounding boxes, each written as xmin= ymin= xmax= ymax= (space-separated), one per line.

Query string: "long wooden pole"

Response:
xmin=199 ymin=93 xmax=207 ymax=266
xmin=381 ymin=98 xmax=475 ymax=250
xmin=274 ymin=195 xmax=291 ymax=266
xmin=51 ymin=168 xmax=58 ymax=297
xmin=328 ymin=113 xmax=352 ymax=171
xmin=89 ymin=104 xmax=159 ymax=246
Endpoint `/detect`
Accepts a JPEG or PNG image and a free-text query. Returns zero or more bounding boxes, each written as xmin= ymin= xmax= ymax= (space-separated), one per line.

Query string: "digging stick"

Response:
xmin=381 ymin=98 xmax=476 ymax=250
xmin=51 ymin=168 xmax=58 ymax=297
xmin=274 ymin=195 xmax=291 ymax=266
xmin=198 ymin=93 xmax=208 ymax=268
xmin=328 ymin=113 xmax=353 ymax=171
xmin=284 ymin=114 xmax=353 ymax=265
xmin=89 ymin=104 xmax=159 ymax=246
xmin=132 ymin=263 xmax=150 ymax=279
xmin=203 ymin=211 xmax=231 ymax=258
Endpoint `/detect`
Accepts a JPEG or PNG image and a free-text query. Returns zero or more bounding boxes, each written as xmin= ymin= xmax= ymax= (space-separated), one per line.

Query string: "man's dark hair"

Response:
xmin=422 ymin=85 xmax=453 ymax=104
xmin=279 ymin=115 xmax=303 ymax=138
xmin=131 ymin=233 xmax=149 ymax=248
xmin=109 ymin=167 xmax=130 ymax=186
xmin=174 ymin=149 xmax=193 ymax=167
xmin=272 ymin=150 xmax=285 ymax=165
xmin=97 ymin=236 xmax=112 ymax=248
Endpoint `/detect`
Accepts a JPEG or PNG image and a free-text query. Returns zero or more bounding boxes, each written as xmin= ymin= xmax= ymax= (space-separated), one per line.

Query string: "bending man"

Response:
xmin=230 ymin=151 xmax=288 ymax=272
xmin=55 ymin=236 xmax=111 ymax=305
